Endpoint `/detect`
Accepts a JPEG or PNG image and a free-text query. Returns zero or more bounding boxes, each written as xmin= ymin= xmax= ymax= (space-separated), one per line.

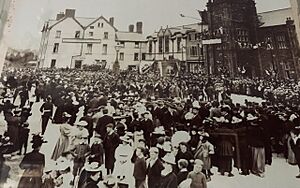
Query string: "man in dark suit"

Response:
xmin=95 ymin=108 xmax=114 ymax=139
xmin=146 ymin=147 xmax=164 ymax=188
xmin=39 ymin=96 xmax=54 ymax=135
xmin=133 ymin=147 xmax=147 ymax=188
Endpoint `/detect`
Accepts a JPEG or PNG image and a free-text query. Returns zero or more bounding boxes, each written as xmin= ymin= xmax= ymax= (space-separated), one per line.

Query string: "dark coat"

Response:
xmin=133 ymin=157 xmax=147 ymax=180
xmin=18 ymin=150 xmax=45 ymax=188
xmin=159 ymin=172 xmax=177 ymax=188
xmin=95 ymin=115 xmax=114 ymax=139
xmin=147 ymin=159 xmax=164 ymax=188
xmin=103 ymin=132 xmax=120 ymax=169
xmin=177 ymin=170 xmax=188 ymax=185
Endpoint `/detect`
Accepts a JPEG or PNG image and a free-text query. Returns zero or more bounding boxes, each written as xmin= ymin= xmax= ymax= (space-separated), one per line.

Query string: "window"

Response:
xmin=98 ymin=23 xmax=101 ymax=27
xmin=104 ymin=32 xmax=108 ymax=39
xmin=90 ymin=26 xmax=94 ymax=29
xmin=135 ymin=42 xmax=140 ymax=48
xmin=119 ymin=52 xmax=124 ymax=61
xmin=142 ymin=53 xmax=146 ymax=60
xmin=101 ymin=23 xmax=104 ymax=28
xmin=89 ymin=32 xmax=94 ymax=37
xmin=149 ymin=41 xmax=153 ymax=53
xmin=102 ymin=44 xmax=108 ymax=55
xmin=165 ymin=35 xmax=170 ymax=53
xmin=120 ymin=41 xmax=125 ymax=47
xmin=87 ymin=44 xmax=93 ymax=54
xmin=53 ymin=43 xmax=59 ymax=53
xmin=134 ymin=53 xmax=139 ymax=61
xmin=51 ymin=59 xmax=56 ymax=68
xmin=190 ymin=46 xmax=198 ymax=57
xmin=55 ymin=31 xmax=61 ymax=38
xmin=277 ymin=35 xmax=287 ymax=49
xmin=75 ymin=31 xmax=80 ymax=38
xmin=158 ymin=36 xmax=163 ymax=53
xmin=177 ymin=37 xmax=181 ymax=52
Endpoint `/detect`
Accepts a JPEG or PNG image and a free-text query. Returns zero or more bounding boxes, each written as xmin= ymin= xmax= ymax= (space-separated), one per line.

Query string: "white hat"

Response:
xmin=72 ymin=101 xmax=79 ymax=105
xmin=246 ymin=114 xmax=258 ymax=121
xmin=162 ymin=153 xmax=176 ymax=165
xmin=76 ymin=120 xmax=88 ymax=127
xmin=55 ymin=159 xmax=70 ymax=171
xmin=232 ymin=116 xmax=243 ymax=124
xmin=85 ymin=162 xmax=102 ymax=172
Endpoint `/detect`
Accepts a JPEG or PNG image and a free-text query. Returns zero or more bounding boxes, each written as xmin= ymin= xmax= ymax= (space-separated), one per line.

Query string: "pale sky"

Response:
xmin=7 ymin=0 xmax=291 ymax=50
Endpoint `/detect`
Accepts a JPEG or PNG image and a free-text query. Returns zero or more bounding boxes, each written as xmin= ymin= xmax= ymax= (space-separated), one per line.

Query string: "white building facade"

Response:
xmin=39 ymin=9 xmax=146 ymax=70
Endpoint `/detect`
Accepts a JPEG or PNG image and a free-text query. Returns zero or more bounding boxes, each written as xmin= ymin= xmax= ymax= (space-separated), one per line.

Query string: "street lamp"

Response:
xmin=113 ymin=43 xmax=122 ymax=74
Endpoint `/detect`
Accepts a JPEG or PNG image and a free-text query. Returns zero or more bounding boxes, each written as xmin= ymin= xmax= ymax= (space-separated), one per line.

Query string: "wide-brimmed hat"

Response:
xmin=120 ymin=135 xmax=131 ymax=143
xmin=30 ymin=134 xmax=47 ymax=144
xmin=232 ymin=116 xmax=243 ymax=124
xmin=162 ymin=153 xmax=176 ymax=165
xmin=246 ymin=114 xmax=258 ymax=121
xmin=85 ymin=162 xmax=102 ymax=172
xmin=76 ymin=120 xmax=88 ymax=127
xmin=55 ymin=159 xmax=70 ymax=171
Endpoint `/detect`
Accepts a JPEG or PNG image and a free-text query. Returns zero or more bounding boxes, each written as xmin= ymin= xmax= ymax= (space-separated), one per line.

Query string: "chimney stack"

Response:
xmin=65 ymin=9 xmax=75 ymax=18
xmin=56 ymin=12 xmax=65 ymax=20
xmin=129 ymin=24 xmax=134 ymax=32
xmin=109 ymin=17 xmax=114 ymax=26
xmin=136 ymin=22 xmax=143 ymax=34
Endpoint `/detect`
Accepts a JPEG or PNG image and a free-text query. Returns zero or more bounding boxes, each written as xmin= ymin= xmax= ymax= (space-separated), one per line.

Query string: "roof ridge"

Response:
xmin=258 ymin=7 xmax=291 ymax=14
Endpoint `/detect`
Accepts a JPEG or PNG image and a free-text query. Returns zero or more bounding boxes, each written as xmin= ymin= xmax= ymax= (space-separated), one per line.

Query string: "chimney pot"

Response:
xmin=136 ymin=22 xmax=143 ymax=34
xmin=109 ymin=17 xmax=114 ymax=26
xmin=129 ymin=24 xmax=134 ymax=32
xmin=65 ymin=9 xmax=75 ymax=18
xmin=56 ymin=12 xmax=65 ymax=20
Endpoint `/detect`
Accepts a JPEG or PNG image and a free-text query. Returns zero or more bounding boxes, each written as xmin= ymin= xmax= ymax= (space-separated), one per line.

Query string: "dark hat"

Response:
xmin=31 ymin=134 xmax=47 ymax=148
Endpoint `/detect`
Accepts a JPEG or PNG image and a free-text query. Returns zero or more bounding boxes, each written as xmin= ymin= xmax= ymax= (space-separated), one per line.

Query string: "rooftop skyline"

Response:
xmin=6 ymin=0 xmax=291 ymax=50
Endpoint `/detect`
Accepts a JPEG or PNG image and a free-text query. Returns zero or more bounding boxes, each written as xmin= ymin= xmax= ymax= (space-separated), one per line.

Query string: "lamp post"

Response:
xmin=113 ymin=43 xmax=122 ymax=74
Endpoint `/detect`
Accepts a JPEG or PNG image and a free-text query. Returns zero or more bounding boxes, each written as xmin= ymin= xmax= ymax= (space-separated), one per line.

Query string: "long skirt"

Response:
xmin=51 ymin=135 xmax=69 ymax=161
xmin=251 ymin=147 xmax=265 ymax=174
xmin=287 ymin=137 xmax=297 ymax=165
xmin=18 ymin=176 xmax=42 ymax=188
xmin=218 ymin=156 xmax=233 ymax=173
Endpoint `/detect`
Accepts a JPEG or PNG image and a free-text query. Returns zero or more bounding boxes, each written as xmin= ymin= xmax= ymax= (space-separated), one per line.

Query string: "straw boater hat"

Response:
xmin=162 ymin=153 xmax=176 ymax=165
xmin=85 ymin=162 xmax=102 ymax=172
xmin=76 ymin=120 xmax=88 ymax=127
xmin=231 ymin=116 xmax=243 ymax=124
xmin=246 ymin=114 xmax=258 ymax=121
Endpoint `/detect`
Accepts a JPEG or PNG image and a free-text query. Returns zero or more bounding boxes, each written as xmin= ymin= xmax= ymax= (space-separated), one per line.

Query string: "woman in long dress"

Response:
xmin=51 ymin=114 xmax=73 ymax=161
xmin=18 ymin=134 xmax=46 ymax=188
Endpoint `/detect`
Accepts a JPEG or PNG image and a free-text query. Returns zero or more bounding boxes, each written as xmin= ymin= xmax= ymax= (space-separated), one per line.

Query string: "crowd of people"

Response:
xmin=0 ymin=68 xmax=300 ymax=188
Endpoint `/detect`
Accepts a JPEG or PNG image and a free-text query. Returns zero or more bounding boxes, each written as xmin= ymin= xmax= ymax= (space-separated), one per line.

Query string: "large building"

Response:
xmin=206 ymin=0 xmax=260 ymax=77
xmin=290 ymin=0 xmax=300 ymax=48
xmin=38 ymin=9 xmax=147 ymax=70
xmin=145 ymin=23 xmax=208 ymax=73
xmin=258 ymin=8 xmax=300 ymax=79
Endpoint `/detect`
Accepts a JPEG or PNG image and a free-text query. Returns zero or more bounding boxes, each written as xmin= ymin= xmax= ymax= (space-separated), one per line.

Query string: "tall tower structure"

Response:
xmin=206 ymin=0 xmax=260 ymax=77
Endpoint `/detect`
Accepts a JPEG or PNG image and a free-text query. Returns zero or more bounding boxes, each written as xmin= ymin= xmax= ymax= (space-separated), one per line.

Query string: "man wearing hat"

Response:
xmin=95 ymin=108 xmax=115 ymax=139
xmin=146 ymin=147 xmax=164 ymax=188
xmin=18 ymin=134 xmax=47 ymax=188
xmin=82 ymin=162 xmax=103 ymax=188
xmin=39 ymin=96 xmax=54 ymax=135
xmin=103 ymin=123 xmax=120 ymax=175
xmin=159 ymin=153 xmax=178 ymax=188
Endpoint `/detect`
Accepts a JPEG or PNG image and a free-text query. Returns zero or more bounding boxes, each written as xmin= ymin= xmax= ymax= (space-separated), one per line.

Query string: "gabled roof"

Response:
xmin=48 ymin=17 xmax=84 ymax=30
xmin=116 ymin=31 xmax=146 ymax=42
xmin=258 ymin=7 xmax=292 ymax=27
xmin=47 ymin=15 xmax=118 ymax=31
xmin=85 ymin=16 xmax=118 ymax=31
xmin=147 ymin=23 xmax=203 ymax=38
